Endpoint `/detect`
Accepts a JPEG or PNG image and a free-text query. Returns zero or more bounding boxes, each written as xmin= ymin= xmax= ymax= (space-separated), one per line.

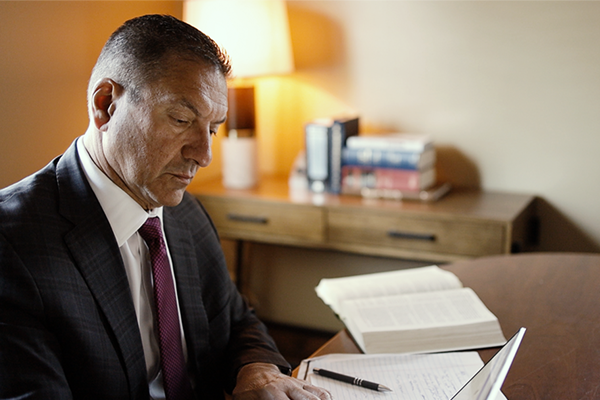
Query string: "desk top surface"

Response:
xmin=308 ymin=253 xmax=600 ymax=400
xmin=191 ymin=176 xmax=535 ymax=222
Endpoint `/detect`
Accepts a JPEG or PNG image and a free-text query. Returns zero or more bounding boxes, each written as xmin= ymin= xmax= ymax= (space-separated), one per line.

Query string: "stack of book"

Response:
xmin=341 ymin=133 xmax=448 ymax=201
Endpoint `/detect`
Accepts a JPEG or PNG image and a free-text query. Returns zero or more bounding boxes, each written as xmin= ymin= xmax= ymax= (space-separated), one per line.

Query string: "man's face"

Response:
xmin=103 ymin=60 xmax=228 ymax=209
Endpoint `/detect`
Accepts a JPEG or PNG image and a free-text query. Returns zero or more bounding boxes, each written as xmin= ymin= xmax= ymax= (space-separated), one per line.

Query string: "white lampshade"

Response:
xmin=183 ymin=0 xmax=294 ymax=78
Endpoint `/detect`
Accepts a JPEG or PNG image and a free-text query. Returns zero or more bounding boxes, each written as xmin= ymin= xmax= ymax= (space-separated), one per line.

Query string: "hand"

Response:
xmin=232 ymin=362 xmax=332 ymax=400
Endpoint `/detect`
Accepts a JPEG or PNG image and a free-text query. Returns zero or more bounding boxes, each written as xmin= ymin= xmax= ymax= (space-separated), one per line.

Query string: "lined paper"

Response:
xmin=299 ymin=353 xmax=483 ymax=400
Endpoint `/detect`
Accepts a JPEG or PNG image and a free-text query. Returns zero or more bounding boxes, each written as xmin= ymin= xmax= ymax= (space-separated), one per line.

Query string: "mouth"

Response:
xmin=171 ymin=173 xmax=194 ymax=186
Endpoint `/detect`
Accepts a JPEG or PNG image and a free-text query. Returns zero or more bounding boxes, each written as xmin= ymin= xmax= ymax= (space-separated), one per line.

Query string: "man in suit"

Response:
xmin=0 ymin=14 xmax=330 ymax=400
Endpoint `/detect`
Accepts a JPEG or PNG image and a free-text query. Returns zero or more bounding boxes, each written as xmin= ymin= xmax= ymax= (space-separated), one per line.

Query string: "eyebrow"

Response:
xmin=179 ymin=99 xmax=200 ymax=118
xmin=179 ymin=99 xmax=227 ymax=125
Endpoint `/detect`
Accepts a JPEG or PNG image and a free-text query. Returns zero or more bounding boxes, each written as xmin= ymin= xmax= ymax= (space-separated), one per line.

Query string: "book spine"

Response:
xmin=341 ymin=166 xmax=436 ymax=191
xmin=305 ymin=123 xmax=330 ymax=193
xmin=329 ymin=118 xmax=359 ymax=194
xmin=342 ymin=147 xmax=435 ymax=170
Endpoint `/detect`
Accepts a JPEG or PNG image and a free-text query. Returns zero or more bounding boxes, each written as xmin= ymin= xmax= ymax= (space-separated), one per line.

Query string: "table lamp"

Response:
xmin=184 ymin=0 xmax=294 ymax=189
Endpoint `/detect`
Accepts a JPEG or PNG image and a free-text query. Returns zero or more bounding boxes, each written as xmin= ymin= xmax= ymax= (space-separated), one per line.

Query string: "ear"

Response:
xmin=91 ymin=78 xmax=122 ymax=131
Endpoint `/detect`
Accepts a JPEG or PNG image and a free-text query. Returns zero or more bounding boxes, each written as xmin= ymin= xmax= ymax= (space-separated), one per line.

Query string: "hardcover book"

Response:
xmin=342 ymin=147 xmax=436 ymax=170
xmin=315 ymin=266 xmax=506 ymax=354
xmin=341 ymin=182 xmax=452 ymax=202
xmin=329 ymin=117 xmax=359 ymax=194
xmin=341 ymin=165 xmax=436 ymax=192
xmin=346 ymin=133 xmax=433 ymax=152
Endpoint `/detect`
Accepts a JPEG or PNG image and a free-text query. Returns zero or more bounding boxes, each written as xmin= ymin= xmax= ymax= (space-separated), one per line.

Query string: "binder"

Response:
xmin=305 ymin=119 xmax=331 ymax=193
xmin=305 ymin=117 xmax=359 ymax=193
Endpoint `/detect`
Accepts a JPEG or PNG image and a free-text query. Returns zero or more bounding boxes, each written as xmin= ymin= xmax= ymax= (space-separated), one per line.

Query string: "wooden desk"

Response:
xmin=305 ymin=253 xmax=600 ymax=399
xmin=193 ymin=176 xmax=538 ymax=290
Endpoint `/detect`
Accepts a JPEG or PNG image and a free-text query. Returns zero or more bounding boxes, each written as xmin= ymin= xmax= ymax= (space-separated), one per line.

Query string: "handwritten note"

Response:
xmin=298 ymin=353 xmax=483 ymax=400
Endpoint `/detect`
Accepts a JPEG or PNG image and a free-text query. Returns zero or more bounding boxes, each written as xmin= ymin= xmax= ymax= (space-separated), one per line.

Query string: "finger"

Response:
xmin=302 ymin=384 xmax=332 ymax=400
xmin=286 ymin=385 xmax=319 ymax=400
xmin=286 ymin=383 xmax=332 ymax=400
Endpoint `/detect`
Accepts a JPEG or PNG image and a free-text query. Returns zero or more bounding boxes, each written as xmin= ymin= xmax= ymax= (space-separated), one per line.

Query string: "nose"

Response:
xmin=182 ymin=126 xmax=212 ymax=167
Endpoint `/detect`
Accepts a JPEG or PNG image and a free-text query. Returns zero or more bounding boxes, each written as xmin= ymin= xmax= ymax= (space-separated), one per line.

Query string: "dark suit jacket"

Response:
xmin=0 ymin=140 xmax=289 ymax=399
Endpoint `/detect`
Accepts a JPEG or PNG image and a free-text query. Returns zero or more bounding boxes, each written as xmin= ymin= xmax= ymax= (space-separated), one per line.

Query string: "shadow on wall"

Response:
xmin=286 ymin=2 xmax=354 ymax=104
xmin=436 ymin=145 xmax=481 ymax=189
xmin=536 ymin=198 xmax=600 ymax=253
xmin=287 ymin=4 xmax=345 ymax=70
xmin=435 ymin=146 xmax=599 ymax=253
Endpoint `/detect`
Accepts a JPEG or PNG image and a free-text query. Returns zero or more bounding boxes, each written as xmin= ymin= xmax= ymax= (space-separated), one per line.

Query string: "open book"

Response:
xmin=315 ymin=266 xmax=506 ymax=354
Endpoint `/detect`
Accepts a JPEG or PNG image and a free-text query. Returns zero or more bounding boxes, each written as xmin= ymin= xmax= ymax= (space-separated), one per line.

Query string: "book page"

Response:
xmin=343 ymin=288 xmax=497 ymax=332
xmin=340 ymin=288 xmax=505 ymax=353
xmin=316 ymin=266 xmax=463 ymax=315
xmin=298 ymin=352 xmax=484 ymax=400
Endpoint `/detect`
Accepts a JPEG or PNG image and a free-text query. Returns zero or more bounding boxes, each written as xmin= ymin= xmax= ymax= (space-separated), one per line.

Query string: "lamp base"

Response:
xmin=221 ymin=136 xmax=257 ymax=189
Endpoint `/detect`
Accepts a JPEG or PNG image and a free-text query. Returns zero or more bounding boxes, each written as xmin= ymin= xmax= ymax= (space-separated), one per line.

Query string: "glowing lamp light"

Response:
xmin=184 ymin=0 xmax=294 ymax=189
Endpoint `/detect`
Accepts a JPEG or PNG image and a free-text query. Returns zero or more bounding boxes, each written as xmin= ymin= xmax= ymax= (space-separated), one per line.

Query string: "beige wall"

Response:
xmin=252 ymin=0 xmax=600 ymax=330
xmin=3 ymin=1 xmax=599 ymax=250
xmin=2 ymin=1 xmax=600 ymax=330
xmin=0 ymin=1 xmax=184 ymax=187
xmin=283 ymin=1 xmax=600 ymax=253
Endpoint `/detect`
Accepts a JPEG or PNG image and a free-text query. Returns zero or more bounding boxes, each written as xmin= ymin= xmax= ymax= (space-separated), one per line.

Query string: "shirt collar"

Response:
xmin=76 ymin=137 xmax=163 ymax=246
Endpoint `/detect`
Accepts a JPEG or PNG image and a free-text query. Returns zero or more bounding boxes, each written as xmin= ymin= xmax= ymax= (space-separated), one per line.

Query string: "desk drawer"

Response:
xmin=327 ymin=209 xmax=505 ymax=258
xmin=199 ymin=197 xmax=324 ymax=243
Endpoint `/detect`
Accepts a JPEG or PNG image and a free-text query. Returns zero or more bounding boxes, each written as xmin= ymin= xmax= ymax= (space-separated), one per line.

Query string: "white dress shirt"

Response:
xmin=76 ymin=138 xmax=187 ymax=399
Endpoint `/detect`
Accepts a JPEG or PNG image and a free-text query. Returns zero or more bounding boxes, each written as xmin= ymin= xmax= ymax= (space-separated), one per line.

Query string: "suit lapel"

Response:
xmin=57 ymin=141 xmax=148 ymax=399
xmin=163 ymin=209 xmax=209 ymax=374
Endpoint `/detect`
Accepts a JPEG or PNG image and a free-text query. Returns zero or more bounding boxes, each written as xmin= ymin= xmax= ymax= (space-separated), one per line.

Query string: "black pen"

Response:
xmin=313 ymin=368 xmax=393 ymax=392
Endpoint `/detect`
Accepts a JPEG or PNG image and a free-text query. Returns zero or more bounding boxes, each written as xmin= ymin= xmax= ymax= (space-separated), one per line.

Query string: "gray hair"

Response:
xmin=87 ymin=14 xmax=231 ymax=106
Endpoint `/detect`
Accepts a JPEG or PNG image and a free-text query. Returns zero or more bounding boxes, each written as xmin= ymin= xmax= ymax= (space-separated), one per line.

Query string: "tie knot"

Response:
xmin=138 ymin=217 xmax=162 ymax=244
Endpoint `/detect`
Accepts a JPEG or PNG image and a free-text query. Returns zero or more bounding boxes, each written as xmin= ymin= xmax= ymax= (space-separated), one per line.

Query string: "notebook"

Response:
xmin=299 ymin=327 xmax=526 ymax=400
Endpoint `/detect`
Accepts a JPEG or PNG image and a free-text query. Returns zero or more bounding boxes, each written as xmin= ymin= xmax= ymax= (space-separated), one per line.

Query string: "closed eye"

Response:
xmin=170 ymin=116 xmax=192 ymax=128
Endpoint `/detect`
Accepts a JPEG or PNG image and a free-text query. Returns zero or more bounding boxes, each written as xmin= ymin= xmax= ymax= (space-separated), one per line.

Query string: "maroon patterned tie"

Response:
xmin=139 ymin=217 xmax=194 ymax=400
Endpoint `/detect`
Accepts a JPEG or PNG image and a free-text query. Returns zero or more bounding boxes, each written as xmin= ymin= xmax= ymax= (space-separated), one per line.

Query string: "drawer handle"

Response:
xmin=387 ymin=230 xmax=436 ymax=241
xmin=227 ymin=213 xmax=269 ymax=225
